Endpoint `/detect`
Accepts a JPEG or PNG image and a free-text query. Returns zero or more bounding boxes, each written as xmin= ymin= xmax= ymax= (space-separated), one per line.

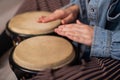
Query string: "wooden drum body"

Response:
xmin=6 ymin=11 xmax=61 ymax=45
xmin=9 ymin=36 xmax=75 ymax=80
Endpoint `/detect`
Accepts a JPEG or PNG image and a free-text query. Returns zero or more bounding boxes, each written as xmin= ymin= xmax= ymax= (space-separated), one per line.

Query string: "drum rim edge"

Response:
xmin=9 ymin=37 xmax=76 ymax=72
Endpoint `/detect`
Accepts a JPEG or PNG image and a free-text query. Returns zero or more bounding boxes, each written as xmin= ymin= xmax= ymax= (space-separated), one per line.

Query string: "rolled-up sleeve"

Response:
xmin=91 ymin=26 xmax=120 ymax=60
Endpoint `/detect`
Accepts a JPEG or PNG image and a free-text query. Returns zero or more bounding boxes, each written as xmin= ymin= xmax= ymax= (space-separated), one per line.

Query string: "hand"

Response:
xmin=54 ymin=20 xmax=94 ymax=46
xmin=38 ymin=5 xmax=79 ymax=24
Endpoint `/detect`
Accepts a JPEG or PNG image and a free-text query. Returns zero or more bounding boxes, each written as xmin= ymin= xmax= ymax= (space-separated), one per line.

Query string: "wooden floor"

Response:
xmin=0 ymin=49 xmax=17 ymax=80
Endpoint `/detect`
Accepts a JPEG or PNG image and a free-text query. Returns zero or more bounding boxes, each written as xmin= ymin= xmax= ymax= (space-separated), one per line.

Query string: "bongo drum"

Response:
xmin=6 ymin=11 xmax=61 ymax=45
xmin=9 ymin=36 xmax=75 ymax=80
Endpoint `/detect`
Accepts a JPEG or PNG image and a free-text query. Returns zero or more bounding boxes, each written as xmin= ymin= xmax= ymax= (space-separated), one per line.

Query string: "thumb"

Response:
xmin=76 ymin=20 xmax=82 ymax=25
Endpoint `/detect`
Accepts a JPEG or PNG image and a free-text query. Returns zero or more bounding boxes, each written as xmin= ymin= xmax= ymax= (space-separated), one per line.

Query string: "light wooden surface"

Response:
xmin=0 ymin=49 xmax=17 ymax=80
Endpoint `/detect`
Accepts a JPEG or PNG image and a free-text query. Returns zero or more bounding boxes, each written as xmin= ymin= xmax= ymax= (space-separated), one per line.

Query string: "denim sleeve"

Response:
xmin=91 ymin=26 xmax=120 ymax=60
xmin=61 ymin=0 xmax=81 ymax=9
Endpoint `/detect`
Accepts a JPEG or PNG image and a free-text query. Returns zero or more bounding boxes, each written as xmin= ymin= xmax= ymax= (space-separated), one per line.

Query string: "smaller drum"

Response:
xmin=9 ymin=36 xmax=75 ymax=80
xmin=6 ymin=11 xmax=61 ymax=45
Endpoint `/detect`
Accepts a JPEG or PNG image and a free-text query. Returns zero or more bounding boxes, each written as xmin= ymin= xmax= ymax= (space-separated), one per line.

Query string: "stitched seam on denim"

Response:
xmin=90 ymin=26 xmax=97 ymax=56
xmin=79 ymin=0 xmax=89 ymax=24
xmin=88 ymin=0 xmax=99 ymax=26
xmin=96 ymin=0 xmax=99 ymax=26
xmin=107 ymin=0 xmax=120 ymax=20
xmin=106 ymin=30 xmax=112 ymax=57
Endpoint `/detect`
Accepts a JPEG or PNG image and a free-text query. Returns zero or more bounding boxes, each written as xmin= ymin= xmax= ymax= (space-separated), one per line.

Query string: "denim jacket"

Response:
xmin=65 ymin=0 xmax=120 ymax=60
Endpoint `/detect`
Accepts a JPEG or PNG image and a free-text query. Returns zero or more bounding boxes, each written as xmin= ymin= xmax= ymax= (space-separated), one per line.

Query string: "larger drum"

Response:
xmin=9 ymin=36 xmax=75 ymax=80
xmin=6 ymin=11 xmax=61 ymax=45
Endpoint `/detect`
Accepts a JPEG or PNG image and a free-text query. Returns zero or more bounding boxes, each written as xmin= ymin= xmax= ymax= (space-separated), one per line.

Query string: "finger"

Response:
xmin=41 ymin=10 xmax=65 ymax=23
xmin=64 ymin=29 xmax=91 ymax=40
xmin=37 ymin=13 xmax=60 ymax=23
xmin=55 ymin=28 xmax=89 ymax=45
xmin=76 ymin=20 xmax=82 ymax=24
xmin=58 ymin=24 xmax=89 ymax=39
xmin=65 ymin=30 xmax=90 ymax=41
xmin=66 ymin=35 xmax=87 ymax=45
xmin=54 ymin=27 xmax=62 ymax=33
xmin=54 ymin=26 xmax=65 ymax=36
xmin=66 ymin=35 xmax=81 ymax=42
xmin=65 ymin=31 xmax=79 ymax=37
xmin=62 ymin=14 xmax=74 ymax=24
xmin=41 ymin=14 xmax=59 ymax=22
xmin=38 ymin=16 xmax=46 ymax=23
xmin=65 ymin=31 xmax=92 ymax=46
xmin=54 ymin=28 xmax=66 ymax=36
xmin=60 ymin=24 xmax=81 ymax=32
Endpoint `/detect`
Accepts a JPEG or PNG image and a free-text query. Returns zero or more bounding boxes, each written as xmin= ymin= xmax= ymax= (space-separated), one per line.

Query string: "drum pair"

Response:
xmin=7 ymin=11 xmax=76 ymax=80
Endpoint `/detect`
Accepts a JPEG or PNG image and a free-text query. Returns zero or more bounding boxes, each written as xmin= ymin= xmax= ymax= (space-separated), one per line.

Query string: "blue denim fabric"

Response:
xmin=69 ymin=0 xmax=120 ymax=60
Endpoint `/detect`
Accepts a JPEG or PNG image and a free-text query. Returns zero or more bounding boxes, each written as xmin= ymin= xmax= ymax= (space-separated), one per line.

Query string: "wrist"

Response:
xmin=67 ymin=5 xmax=79 ymax=14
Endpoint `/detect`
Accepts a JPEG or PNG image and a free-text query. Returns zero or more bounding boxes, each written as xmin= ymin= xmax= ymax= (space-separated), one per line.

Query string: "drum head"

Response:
xmin=8 ymin=11 xmax=61 ymax=35
xmin=13 ymin=36 xmax=75 ymax=71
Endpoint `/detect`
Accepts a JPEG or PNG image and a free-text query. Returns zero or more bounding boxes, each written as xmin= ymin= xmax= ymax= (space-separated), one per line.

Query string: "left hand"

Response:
xmin=38 ymin=5 xmax=79 ymax=24
xmin=54 ymin=20 xmax=94 ymax=46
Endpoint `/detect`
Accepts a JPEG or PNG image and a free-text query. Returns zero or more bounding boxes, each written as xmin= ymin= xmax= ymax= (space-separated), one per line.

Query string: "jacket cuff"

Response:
xmin=90 ymin=26 xmax=111 ymax=58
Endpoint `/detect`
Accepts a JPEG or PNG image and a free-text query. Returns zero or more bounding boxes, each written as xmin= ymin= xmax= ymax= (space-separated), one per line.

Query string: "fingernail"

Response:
xmin=38 ymin=19 xmax=42 ymax=23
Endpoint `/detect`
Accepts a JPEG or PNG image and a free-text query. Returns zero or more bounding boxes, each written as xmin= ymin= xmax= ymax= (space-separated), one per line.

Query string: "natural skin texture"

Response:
xmin=38 ymin=5 xmax=94 ymax=46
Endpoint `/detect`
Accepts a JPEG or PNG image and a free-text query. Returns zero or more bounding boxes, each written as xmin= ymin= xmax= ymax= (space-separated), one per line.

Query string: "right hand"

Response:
xmin=54 ymin=20 xmax=94 ymax=46
xmin=38 ymin=5 xmax=79 ymax=24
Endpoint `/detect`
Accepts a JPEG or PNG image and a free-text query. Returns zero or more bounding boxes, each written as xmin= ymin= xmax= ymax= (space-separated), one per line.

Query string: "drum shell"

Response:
xmin=0 ymin=31 xmax=13 ymax=56
xmin=9 ymin=48 xmax=39 ymax=80
xmin=9 ymin=44 xmax=79 ymax=80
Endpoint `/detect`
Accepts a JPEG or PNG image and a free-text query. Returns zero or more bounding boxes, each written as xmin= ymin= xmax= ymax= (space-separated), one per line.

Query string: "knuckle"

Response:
xmin=55 ymin=9 xmax=65 ymax=14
